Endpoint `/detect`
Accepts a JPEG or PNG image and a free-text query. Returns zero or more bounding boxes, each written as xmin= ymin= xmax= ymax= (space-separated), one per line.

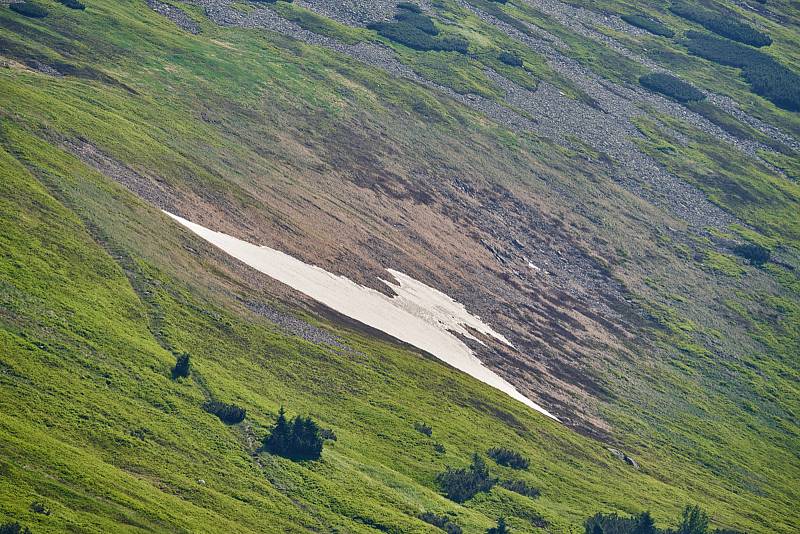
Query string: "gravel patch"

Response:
xmin=147 ymin=0 xmax=202 ymax=34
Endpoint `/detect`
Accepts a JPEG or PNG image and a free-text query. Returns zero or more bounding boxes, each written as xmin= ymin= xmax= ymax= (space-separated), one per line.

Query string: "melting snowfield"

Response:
xmin=166 ymin=212 xmax=557 ymax=420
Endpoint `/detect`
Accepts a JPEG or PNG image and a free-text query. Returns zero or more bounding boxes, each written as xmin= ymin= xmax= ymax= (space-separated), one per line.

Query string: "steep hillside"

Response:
xmin=0 ymin=0 xmax=798 ymax=532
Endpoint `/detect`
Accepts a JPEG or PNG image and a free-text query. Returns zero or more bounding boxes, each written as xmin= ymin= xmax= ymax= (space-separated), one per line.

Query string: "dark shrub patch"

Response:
xmin=437 ymin=453 xmax=495 ymax=502
xmin=368 ymin=4 xmax=469 ymax=53
xmin=487 ymin=518 xmax=509 ymax=534
xmin=498 ymin=51 xmax=523 ymax=67
xmin=488 ymin=447 xmax=530 ymax=469
xmin=30 ymin=501 xmax=50 ymax=515
xmin=9 ymin=2 xmax=48 ymax=18
xmin=414 ymin=421 xmax=433 ymax=436
xmin=397 ymin=2 xmax=421 ymax=13
xmin=499 ymin=479 xmax=540 ymax=498
xmin=683 ymin=31 xmax=800 ymax=111
xmin=262 ymin=407 xmax=324 ymax=461
xmin=57 ymin=0 xmax=85 ymax=9
xmin=0 ymin=523 xmax=31 ymax=534
xmin=319 ymin=427 xmax=337 ymax=441
xmin=203 ymin=400 xmax=246 ymax=424
xmin=434 ymin=442 xmax=446 ymax=454
xmin=670 ymin=1 xmax=771 ymax=47
xmin=418 ymin=512 xmax=463 ymax=534
xmin=639 ymin=73 xmax=705 ymax=102
xmin=733 ymin=243 xmax=770 ymax=265
xmin=171 ymin=352 xmax=190 ymax=379
xmin=395 ymin=10 xmax=438 ymax=35
xmin=621 ymin=14 xmax=674 ymax=37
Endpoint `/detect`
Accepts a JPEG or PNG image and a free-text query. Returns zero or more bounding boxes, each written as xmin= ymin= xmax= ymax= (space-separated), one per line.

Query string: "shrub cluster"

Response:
xmin=437 ymin=453 xmax=495 ymax=503
xmin=203 ymin=400 xmax=246 ymax=424
xmin=684 ymin=31 xmax=800 ymax=111
xmin=584 ymin=505 xmax=744 ymax=534
xmin=639 ymin=72 xmax=705 ymax=102
xmin=418 ymin=512 xmax=463 ymax=534
xmin=733 ymin=243 xmax=770 ymax=265
xmin=487 ymin=447 xmax=530 ymax=469
xmin=487 ymin=518 xmax=509 ymax=534
xmin=499 ymin=479 xmax=540 ymax=498
xmin=620 ymin=14 xmax=674 ymax=38
xmin=498 ymin=51 xmax=523 ymax=67
xmin=57 ymin=0 xmax=85 ymax=9
xmin=0 ymin=523 xmax=31 ymax=534
xmin=368 ymin=3 xmax=469 ymax=53
xmin=669 ymin=1 xmax=771 ymax=47
xmin=171 ymin=352 xmax=191 ymax=379
xmin=262 ymin=407 xmax=323 ymax=461
xmin=9 ymin=1 xmax=48 ymax=18
xmin=414 ymin=421 xmax=433 ymax=436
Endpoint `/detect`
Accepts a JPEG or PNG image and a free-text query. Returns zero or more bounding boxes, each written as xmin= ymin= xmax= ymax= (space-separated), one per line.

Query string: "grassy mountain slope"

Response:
xmin=1 ymin=0 xmax=798 ymax=532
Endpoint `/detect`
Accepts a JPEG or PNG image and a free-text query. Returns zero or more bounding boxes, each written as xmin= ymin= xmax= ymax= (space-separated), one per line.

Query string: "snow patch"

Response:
xmin=166 ymin=212 xmax=557 ymax=421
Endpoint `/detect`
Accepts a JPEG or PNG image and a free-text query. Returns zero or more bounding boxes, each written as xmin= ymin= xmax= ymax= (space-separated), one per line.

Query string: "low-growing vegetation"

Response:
xmin=0 ymin=523 xmax=31 ymax=534
xmin=9 ymin=1 xmax=47 ymax=18
xmin=262 ymin=407 xmax=324 ymax=460
xmin=418 ymin=511 xmax=463 ymax=534
xmin=414 ymin=421 xmax=433 ymax=436
xmin=683 ymin=31 xmax=800 ymax=111
xmin=621 ymin=14 xmax=674 ymax=38
xmin=499 ymin=478 xmax=540 ymax=498
xmin=171 ymin=352 xmax=191 ymax=379
xmin=368 ymin=3 xmax=469 ymax=53
xmin=733 ymin=243 xmax=771 ymax=265
xmin=584 ymin=505 xmax=744 ymax=534
xmin=670 ymin=1 xmax=771 ymax=47
xmin=203 ymin=400 xmax=246 ymax=424
xmin=57 ymin=0 xmax=85 ymax=10
xmin=437 ymin=453 xmax=495 ymax=502
xmin=487 ymin=517 xmax=509 ymax=534
xmin=639 ymin=73 xmax=705 ymax=102
xmin=498 ymin=51 xmax=523 ymax=67
xmin=488 ymin=446 xmax=530 ymax=469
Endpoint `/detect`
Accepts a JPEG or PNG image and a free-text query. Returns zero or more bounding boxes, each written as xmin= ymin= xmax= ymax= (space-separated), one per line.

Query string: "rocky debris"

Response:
xmin=66 ymin=140 xmax=184 ymax=212
xmin=25 ymin=59 xmax=62 ymax=76
xmin=245 ymin=300 xmax=355 ymax=352
xmin=295 ymin=0 xmax=396 ymax=27
xmin=147 ymin=0 xmax=201 ymax=34
xmin=608 ymin=447 xmax=639 ymax=469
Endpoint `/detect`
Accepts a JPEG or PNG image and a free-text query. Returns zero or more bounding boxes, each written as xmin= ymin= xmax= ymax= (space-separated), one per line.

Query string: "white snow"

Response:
xmin=165 ymin=211 xmax=558 ymax=421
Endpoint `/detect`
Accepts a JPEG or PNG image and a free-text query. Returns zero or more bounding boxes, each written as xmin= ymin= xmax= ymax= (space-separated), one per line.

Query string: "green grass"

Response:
xmin=0 ymin=0 xmax=798 ymax=532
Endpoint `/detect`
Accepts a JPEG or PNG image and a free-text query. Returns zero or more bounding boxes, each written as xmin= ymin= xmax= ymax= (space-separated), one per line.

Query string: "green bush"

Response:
xmin=498 ymin=51 xmax=523 ymax=67
xmin=733 ymin=243 xmax=770 ymax=265
xmin=368 ymin=4 xmax=469 ymax=53
xmin=171 ymin=352 xmax=191 ymax=379
xmin=670 ymin=1 xmax=771 ymax=47
xmin=418 ymin=512 xmax=463 ymax=534
xmin=639 ymin=72 xmax=705 ymax=102
xmin=0 ymin=523 xmax=31 ymax=534
xmin=57 ymin=0 xmax=85 ymax=10
xmin=499 ymin=479 xmax=540 ymax=498
xmin=397 ymin=2 xmax=421 ymax=13
xmin=414 ymin=421 xmax=432 ymax=436
xmin=262 ymin=407 xmax=324 ymax=461
xmin=203 ymin=400 xmax=246 ymax=424
xmin=487 ymin=518 xmax=509 ymax=534
xmin=9 ymin=2 xmax=48 ymax=18
xmin=437 ymin=453 xmax=495 ymax=502
xmin=487 ymin=446 xmax=530 ymax=469
xmin=684 ymin=31 xmax=800 ymax=111
xmin=621 ymin=14 xmax=674 ymax=38
xmin=395 ymin=10 xmax=438 ymax=35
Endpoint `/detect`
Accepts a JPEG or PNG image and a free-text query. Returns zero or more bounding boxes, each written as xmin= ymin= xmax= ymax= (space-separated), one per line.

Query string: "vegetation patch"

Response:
xmin=8 ymin=1 xmax=48 ymax=18
xmin=498 ymin=478 xmax=540 ymax=498
xmin=683 ymin=31 xmax=800 ymax=112
xmin=639 ymin=72 xmax=705 ymax=102
xmin=418 ymin=512 xmax=463 ymax=533
xmin=203 ymin=400 xmax=246 ymax=424
xmin=487 ymin=446 xmax=530 ymax=469
xmin=621 ymin=14 xmax=674 ymax=38
xmin=733 ymin=243 xmax=771 ymax=266
xmin=498 ymin=50 xmax=523 ymax=67
xmin=262 ymin=407 xmax=324 ymax=461
xmin=368 ymin=3 xmax=469 ymax=53
xmin=437 ymin=453 xmax=495 ymax=502
xmin=669 ymin=1 xmax=771 ymax=47
xmin=57 ymin=0 xmax=86 ymax=10
xmin=171 ymin=352 xmax=191 ymax=379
